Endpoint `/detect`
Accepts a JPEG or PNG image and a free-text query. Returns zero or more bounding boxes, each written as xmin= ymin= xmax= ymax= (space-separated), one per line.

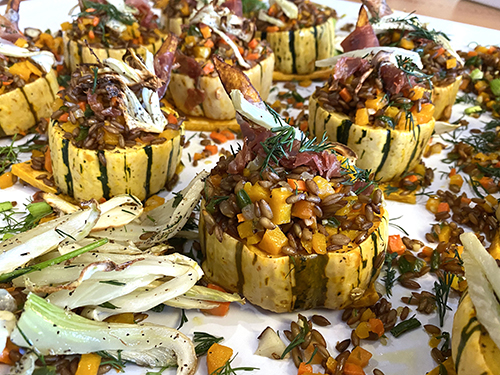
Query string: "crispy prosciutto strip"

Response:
xmin=222 ymin=0 xmax=243 ymax=17
xmin=341 ymin=24 xmax=380 ymax=52
xmin=125 ymin=0 xmax=158 ymax=28
xmin=333 ymin=56 xmax=371 ymax=82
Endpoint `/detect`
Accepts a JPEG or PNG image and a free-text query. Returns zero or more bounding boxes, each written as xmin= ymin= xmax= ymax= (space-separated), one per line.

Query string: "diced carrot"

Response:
xmin=405 ymin=174 xmax=418 ymax=183
xmin=368 ymin=318 xmax=384 ymax=337
xmin=237 ymin=213 xmax=245 ymax=223
xmin=210 ymin=131 xmax=228 ymax=144
xmin=299 ymin=120 xmax=308 ymax=132
xmin=435 ymin=47 xmax=445 ymax=57
xmin=266 ymin=26 xmax=280 ymax=33
xmin=343 ymin=362 xmax=365 ymax=375
xmin=203 ymin=61 xmax=214 ymax=75
xmin=202 ymin=284 xmax=230 ymax=316
xmin=2 ymin=80 xmax=12 ymax=85
xmin=248 ymin=38 xmax=258 ymax=49
xmin=420 ymin=246 xmax=433 ymax=257
xmin=288 ymin=178 xmax=307 ymax=191
xmin=92 ymin=16 xmax=100 ymax=27
xmin=488 ymin=46 xmax=497 ymax=54
xmin=200 ymin=24 xmax=211 ymax=39
xmin=347 ymin=346 xmax=372 ymax=368
xmin=86 ymin=7 xmax=96 ymax=12
xmin=98 ymin=197 xmax=107 ymax=204
xmin=479 ymin=176 xmax=495 ymax=190
xmin=193 ymin=152 xmax=203 ymax=161
xmin=167 ymin=113 xmax=178 ymax=125
xmin=461 ymin=196 xmax=471 ymax=205
xmin=44 ymin=147 xmax=53 ymax=174
xmin=238 ymin=46 xmax=244 ymax=55
xmin=388 ymin=234 xmax=406 ymax=255
xmin=268 ymin=3 xmax=278 ymax=16
xmin=75 ymin=353 xmax=101 ymax=375
xmin=467 ymin=51 xmax=477 ymax=57
xmin=78 ymin=101 xmax=86 ymax=112
xmin=297 ymin=362 xmax=313 ymax=375
xmin=205 ymin=144 xmax=218 ymax=155
xmin=0 ymin=340 xmax=19 ymax=365
xmin=437 ymin=202 xmax=450 ymax=213
xmin=339 ymin=87 xmax=352 ymax=103
xmin=207 ymin=343 xmax=233 ymax=375
xmin=204 ymin=39 xmax=214 ymax=48
xmin=88 ymin=30 xmax=95 ymax=39
xmin=246 ymin=53 xmax=259 ymax=60
xmin=58 ymin=113 xmax=69 ymax=122
xmin=449 ymin=168 xmax=456 ymax=177
xmin=220 ymin=130 xmax=235 ymax=140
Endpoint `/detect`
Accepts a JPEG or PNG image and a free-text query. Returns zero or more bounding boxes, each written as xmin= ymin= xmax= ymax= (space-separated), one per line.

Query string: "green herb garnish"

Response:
xmin=194 ymin=332 xmax=224 ymax=357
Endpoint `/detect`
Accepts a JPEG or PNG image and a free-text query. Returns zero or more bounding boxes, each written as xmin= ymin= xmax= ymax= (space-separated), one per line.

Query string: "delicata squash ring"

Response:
xmin=50 ymin=40 xmax=183 ymax=201
xmin=199 ymin=57 xmax=388 ymax=313
xmin=309 ymin=52 xmax=435 ymax=182
xmin=62 ymin=0 xmax=167 ymax=72
xmin=255 ymin=0 xmax=336 ymax=79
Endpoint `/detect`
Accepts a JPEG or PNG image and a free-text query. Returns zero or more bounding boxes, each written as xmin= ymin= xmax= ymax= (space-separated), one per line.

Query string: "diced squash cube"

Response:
xmin=313 ymin=176 xmax=335 ymax=199
xmin=399 ymin=37 xmax=415 ymax=50
xmin=291 ymin=200 xmax=315 ymax=220
xmin=269 ymin=188 xmax=293 ymax=225
xmin=347 ymin=346 xmax=372 ymax=368
xmin=244 ymin=182 xmax=269 ymax=204
xmin=412 ymin=103 xmax=435 ymax=124
xmin=259 ymin=227 xmax=288 ymax=255
xmin=237 ymin=220 xmax=254 ymax=239
xmin=312 ymin=232 xmax=327 ymax=254
xmin=365 ymin=94 xmax=387 ymax=110
xmin=355 ymin=108 xmax=369 ymax=126
xmin=207 ymin=343 xmax=233 ymax=375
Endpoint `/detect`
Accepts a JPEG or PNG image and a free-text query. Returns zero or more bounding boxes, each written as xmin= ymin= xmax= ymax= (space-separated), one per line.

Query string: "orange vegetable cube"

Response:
xmin=343 ymin=362 xmax=366 ymax=375
xmin=207 ymin=343 xmax=233 ymax=374
xmin=399 ymin=37 xmax=414 ymax=50
xmin=355 ymin=321 xmax=371 ymax=339
xmin=412 ymin=103 xmax=435 ymax=124
xmin=355 ymin=108 xmax=369 ymax=126
xmin=313 ymin=176 xmax=335 ymax=199
xmin=291 ymin=200 xmax=315 ymax=220
xmin=258 ymin=227 xmax=288 ymax=255
xmin=347 ymin=346 xmax=372 ymax=368
xmin=388 ymin=234 xmax=406 ymax=255
xmin=0 ymin=172 xmax=15 ymax=189
xmin=312 ymin=232 xmax=327 ymax=254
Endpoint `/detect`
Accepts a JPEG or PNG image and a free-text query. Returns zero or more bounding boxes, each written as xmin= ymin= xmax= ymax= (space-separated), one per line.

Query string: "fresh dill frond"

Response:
xmin=80 ymin=1 xmax=135 ymax=25
xmin=455 ymin=93 xmax=477 ymax=105
xmin=0 ymin=201 xmax=53 ymax=238
xmin=0 ymin=134 xmax=44 ymax=174
xmin=396 ymin=55 xmax=434 ymax=89
xmin=299 ymin=131 xmax=334 ymax=153
xmin=434 ymin=272 xmax=455 ymax=327
xmin=388 ymin=13 xmax=450 ymax=42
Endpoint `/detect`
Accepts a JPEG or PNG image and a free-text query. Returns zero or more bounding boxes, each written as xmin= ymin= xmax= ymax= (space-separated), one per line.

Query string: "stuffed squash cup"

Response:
xmin=166 ymin=5 xmax=274 ymax=122
xmin=49 ymin=46 xmax=182 ymax=201
xmin=62 ymin=0 xmax=166 ymax=72
xmin=0 ymin=41 xmax=58 ymax=137
xmin=309 ymin=55 xmax=436 ymax=182
xmin=255 ymin=0 xmax=336 ymax=77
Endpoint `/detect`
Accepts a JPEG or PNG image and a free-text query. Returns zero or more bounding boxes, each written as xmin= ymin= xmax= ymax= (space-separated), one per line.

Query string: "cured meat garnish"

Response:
xmin=333 ymin=57 xmax=371 ymax=82
xmin=222 ymin=0 xmax=243 ymax=17
xmin=379 ymin=63 xmax=416 ymax=94
xmin=184 ymin=88 xmax=206 ymax=111
xmin=341 ymin=24 xmax=380 ymax=52
xmin=280 ymin=151 xmax=342 ymax=179
xmin=174 ymin=50 xmax=202 ymax=79
xmin=361 ymin=0 xmax=393 ymax=19
xmin=126 ymin=0 xmax=158 ymax=28
xmin=154 ymin=34 xmax=179 ymax=98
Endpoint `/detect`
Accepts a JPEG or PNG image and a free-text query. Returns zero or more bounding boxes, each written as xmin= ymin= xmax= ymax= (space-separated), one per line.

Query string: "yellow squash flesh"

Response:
xmin=0 ymin=69 xmax=59 ymax=137
xmin=452 ymin=292 xmax=500 ymax=375
xmin=308 ymin=96 xmax=435 ymax=182
xmin=63 ymin=33 xmax=166 ymax=72
xmin=433 ymin=76 xmax=462 ymax=121
xmin=48 ymin=120 xmax=183 ymax=201
xmin=200 ymin=206 xmax=388 ymax=313
xmin=167 ymin=54 xmax=274 ymax=120
xmin=160 ymin=15 xmax=186 ymax=36
xmin=257 ymin=17 xmax=336 ymax=75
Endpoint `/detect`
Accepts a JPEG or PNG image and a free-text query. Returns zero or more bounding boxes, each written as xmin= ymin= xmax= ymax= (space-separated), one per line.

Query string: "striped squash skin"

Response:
xmin=167 ymin=53 xmax=274 ymax=120
xmin=200 ymin=205 xmax=388 ymax=313
xmin=433 ymin=76 xmax=462 ymax=121
xmin=308 ymin=96 xmax=435 ymax=182
xmin=0 ymin=69 xmax=59 ymax=137
xmin=258 ymin=17 xmax=336 ymax=75
xmin=452 ymin=292 xmax=500 ymax=375
xmin=48 ymin=120 xmax=183 ymax=201
xmin=63 ymin=33 xmax=166 ymax=72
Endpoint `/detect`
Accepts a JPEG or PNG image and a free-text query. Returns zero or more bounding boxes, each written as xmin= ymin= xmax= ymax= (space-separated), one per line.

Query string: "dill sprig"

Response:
xmin=434 ymin=272 xmax=455 ymax=327
xmin=260 ymin=126 xmax=296 ymax=173
xmin=0 ymin=134 xmax=44 ymax=174
xmin=96 ymin=350 xmax=126 ymax=372
xmin=382 ymin=252 xmax=398 ymax=297
xmin=455 ymin=93 xmax=477 ymax=105
xmin=79 ymin=1 xmax=135 ymax=25
xmin=387 ymin=13 xmax=450 ymax=43
xmin=396 ymin=55 xmax=433 ymax=89
xmin=193 ymin=332 xmax=224 ymax=357
xmin=0 ymin=201 xmax=53 ymax=239
xmin=299 ymin=131 xmax=334 ymax=153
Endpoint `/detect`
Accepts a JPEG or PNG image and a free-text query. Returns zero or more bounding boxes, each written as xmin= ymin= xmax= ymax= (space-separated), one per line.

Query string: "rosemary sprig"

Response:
xmin=96 ymin=350 xmax=126 ymax=372
xmin=193 ymin=332 xmax=224 ymax=357
xmin=390 ymin=316 xmax=421 ymax=337
xmin=382 ymin=252 xmax=398 ymax=297
xmin=388 ymin=13 xmax=450 ymax=43
xmin=434 ymin=272 xmax=455 ymax=327
xmin=281 ymin=315 xmax=309 ymax=359
xmin=210 ymin=355 xmax=258 ymax=375
xmin=177 ymin=309 xmax=188 ymax=329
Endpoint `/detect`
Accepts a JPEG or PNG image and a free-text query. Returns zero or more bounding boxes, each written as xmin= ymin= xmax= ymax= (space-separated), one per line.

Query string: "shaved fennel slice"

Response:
xmin=42 ymin=192 xmax=79 ymax=214
xmin=316 ymin=47 xmax=423 ymax=69
xmin=434 ymin=121 xmax=461 ymax=135
xmin=92 ymin=194 xmax=143 ymax=232
xmin=164 ymin=297 xmax=221 ymax=309
xmin=142 ymin=88 xmax=168 ymax=130
xmin=461 ymin=232 xmax=500 ymax=350
xmin=258 ymin=10 xmax=285 ymax=28
xmin=0 ymin=42 xmax=55 ymax=73
xmin=58 ymin=238 xmax=168 ymax=256
xmin=103 ymin=57 xmax=142 ymax=83
xmin=270 ymin=0 xmax=298 ymax=19
xmin=212 ymin=28 xmax=251 ymax=69
xmin=0 ymin=311 xmax=16 ymax=352
xmin=122 ymin=85 xmax=164 ymax=133
xmin=11 ymin=294 xmax=197 ymax=374
xmin=91 ymin=171 xmax=208 ymax=246
xmin=0 ymin=204 xmax=99 ymax=274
